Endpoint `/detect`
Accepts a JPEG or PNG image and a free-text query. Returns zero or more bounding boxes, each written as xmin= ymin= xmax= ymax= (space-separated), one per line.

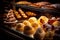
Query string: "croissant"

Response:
xmin=18 ymin=8 xmax=28 ymax=18
xmin=16 ymin=1 xmax=32 ymax=5
xmin=26 ymin=11 xmax=36 ymax=16
xmin=14 ymin=11 xmax=21 ymax=19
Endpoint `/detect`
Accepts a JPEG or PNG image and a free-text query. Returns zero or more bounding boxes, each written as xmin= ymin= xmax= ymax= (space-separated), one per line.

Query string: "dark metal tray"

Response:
xmin=0 ymin=26 xmax=35 ymax=40
xmin=15 ymin=4 xmax=60 ymax=14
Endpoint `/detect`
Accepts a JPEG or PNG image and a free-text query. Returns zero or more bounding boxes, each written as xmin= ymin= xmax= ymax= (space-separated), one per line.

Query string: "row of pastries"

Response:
xmin=4 ymin=9 xmax=60 ymax=39
xmin=16 ymin=16 xmax=60 ymax=39
xmin=16 ymin=1 xmax=56 ymax=9
xmin=3 ymin=8 xmax=37 ymax=22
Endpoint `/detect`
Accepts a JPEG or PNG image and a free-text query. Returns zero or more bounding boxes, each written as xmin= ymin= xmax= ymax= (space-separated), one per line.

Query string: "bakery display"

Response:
xmin=3 ymin=1 xmax=60 ymax=40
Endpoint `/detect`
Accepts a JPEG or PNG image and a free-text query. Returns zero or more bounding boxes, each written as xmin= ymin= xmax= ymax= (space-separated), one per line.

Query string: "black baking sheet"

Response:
xmin=15 ymin=4 xmax=60 ymax=14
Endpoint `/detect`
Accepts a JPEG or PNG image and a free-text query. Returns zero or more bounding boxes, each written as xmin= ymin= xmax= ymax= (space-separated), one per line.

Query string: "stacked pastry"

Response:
xmin=3 ymin=9 xmax=17 ymax=30
xmin=14 ymin=8 xmax=37 ymax=20
xmin=4 ymin=9 xmax=17 ymax=22
xmin=23 ymin=20 xmax=35 ymax=38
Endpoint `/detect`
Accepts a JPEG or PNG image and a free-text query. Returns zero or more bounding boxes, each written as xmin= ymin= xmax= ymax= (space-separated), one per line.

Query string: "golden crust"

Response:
xmin=16 ymin=23 xmax=25 ymax=32
xmin=28 ymin=17 xmax=37 ymax=24
xmin=24 ymin=25 xmax=35 ymax=35
xmin=18 ymin=8 xmax=28 ymax=18
xmin=38 ymin=16 xmax=49 ymax=27
xmin=16 ymin=1 xmax=32 ymax=5
xmin=14 ymin=11 xmax=21 ymax=19
xmin=52 ymin=21 xmax=60 ymax=27
xmin=26 ymin=11 xmax=36 ymax=16
xmin=23 ymin=20 xmax=32 ymax=26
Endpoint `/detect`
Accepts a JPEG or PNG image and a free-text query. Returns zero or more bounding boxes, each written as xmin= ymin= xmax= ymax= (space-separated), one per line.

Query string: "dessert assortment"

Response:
xmin=3 ymin=1 xmax=60 ymax=40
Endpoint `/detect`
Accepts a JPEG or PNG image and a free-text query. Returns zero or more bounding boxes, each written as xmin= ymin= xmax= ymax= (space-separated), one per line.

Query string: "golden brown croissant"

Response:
xmin=26 ymin=11 xmax=36 ymax=16
xmin=14 ymin=11 xmax=21 ymax=19
xmin=16 ymin=1 xmax=32 ymax=5
xmin=18 ymin=8 xmax=28 ymax=18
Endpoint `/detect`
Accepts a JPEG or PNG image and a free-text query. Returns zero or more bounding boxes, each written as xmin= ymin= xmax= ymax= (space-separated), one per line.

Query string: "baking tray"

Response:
xmin=0 ymin=25 xmax=35 ymax=40
xmin=15 ymin=4 xmax=60 ymax=14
